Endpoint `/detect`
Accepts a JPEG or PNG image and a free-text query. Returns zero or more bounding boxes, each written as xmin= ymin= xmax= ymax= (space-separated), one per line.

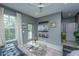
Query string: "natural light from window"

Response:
xmin=4 ymin=14 xmax=16 ymax=42
xmin=28 ymin=24 xmax=32 ymax=40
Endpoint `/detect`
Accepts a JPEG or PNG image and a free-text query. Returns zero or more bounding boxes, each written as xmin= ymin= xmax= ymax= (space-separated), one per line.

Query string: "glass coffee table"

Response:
xmin=26 ymin=42 xmax=47 ymax=56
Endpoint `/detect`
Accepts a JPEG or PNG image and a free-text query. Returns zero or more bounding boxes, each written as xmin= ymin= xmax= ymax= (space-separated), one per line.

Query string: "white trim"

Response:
xmin=6 ymin=39 xmax=16 ymax=43
xmin=15 ymin=13 xmax=23 ymax=46
xmin=0 ymin=7 xmax=5 ymax=47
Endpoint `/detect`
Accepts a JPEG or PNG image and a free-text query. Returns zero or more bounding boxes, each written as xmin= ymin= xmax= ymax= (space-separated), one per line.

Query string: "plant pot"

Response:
xmin=63 ymin=40 xmax=67 ymax=43
xmin=75 ymin=38 xmax=79 ymax=45
xmin=76 ymin=41 xmax=79 ymax=45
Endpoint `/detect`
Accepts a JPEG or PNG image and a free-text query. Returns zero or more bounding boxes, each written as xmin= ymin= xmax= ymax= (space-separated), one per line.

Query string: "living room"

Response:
xmin=0 ymin=3 xmax=79 ymax=56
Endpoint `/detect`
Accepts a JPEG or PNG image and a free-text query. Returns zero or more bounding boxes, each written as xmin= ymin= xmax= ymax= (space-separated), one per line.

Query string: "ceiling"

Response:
xmin=1 ymin=3 xmax=79 ymax=18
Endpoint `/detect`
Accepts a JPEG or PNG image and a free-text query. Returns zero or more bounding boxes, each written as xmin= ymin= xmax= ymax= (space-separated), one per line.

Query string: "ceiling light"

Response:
xmin=37 ymin=3 xmax=44 ymax=12
xmin=30 ymin=3 xmax=52 ymax=7
xmin=37 ymin=4 xmax=45 ymax=7
xmin=37 ymin=5 xmax=45 ymax=7
xmin=63 ymin=3 xmax=69 ymax=4
xmin=37 ymin=3 xmax=45 ymax=7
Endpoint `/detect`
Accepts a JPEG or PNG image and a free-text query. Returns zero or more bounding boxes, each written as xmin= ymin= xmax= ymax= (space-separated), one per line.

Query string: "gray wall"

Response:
xmin=61 ymin=17 xmax=76 ymax=42
xmin=62 ymin=17 xmax=75 ymax=23
xmin=37 ymin=12 xmax=62 ymax=46
xmin=22 ymin=14 xmax=37 ymax=44
xmin=4 ymin=9 xmax=16 ymax=16
xmin=61 ymin=17 xmax=75 ymax=32
xmin=4 ymin=9 xmax=38 ymax=44
xmin=4 ymin=8 xmax=62 ymax=46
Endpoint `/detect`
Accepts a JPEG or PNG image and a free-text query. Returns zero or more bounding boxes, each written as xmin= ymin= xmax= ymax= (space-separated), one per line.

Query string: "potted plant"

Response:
xmin=74 ymin=24 xmax=79 ymax=45
xmin=61 ymin=32 xmax=66 ymax=43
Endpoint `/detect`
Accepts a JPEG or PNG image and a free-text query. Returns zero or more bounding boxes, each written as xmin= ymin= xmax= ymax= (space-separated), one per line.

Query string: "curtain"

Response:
xmin=0 ymin=7 xmax=5 ymax=47
xmin=15 ymin=13 xmax=23 ymax=46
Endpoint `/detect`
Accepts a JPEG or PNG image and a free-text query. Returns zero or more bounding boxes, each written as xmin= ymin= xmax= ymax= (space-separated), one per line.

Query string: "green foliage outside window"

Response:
xmin=4 ymin=14 xmax=15 ymax=41
xmin=74 ymin=24 xmax=79 ymax=44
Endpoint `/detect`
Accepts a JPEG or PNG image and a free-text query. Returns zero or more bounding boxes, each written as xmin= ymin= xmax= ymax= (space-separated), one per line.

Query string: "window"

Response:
xmin=28 ymin=24 xmax=33 ymax=40
xmin=4 ymin=14 xmax=16 ymax=42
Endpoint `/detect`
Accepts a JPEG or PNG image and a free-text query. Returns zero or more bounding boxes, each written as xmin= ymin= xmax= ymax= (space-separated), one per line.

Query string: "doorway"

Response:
xmin=28 ymin=24 xmax=33 ymax=40
xmin=66 ymin=23 xmax=75 ymax=42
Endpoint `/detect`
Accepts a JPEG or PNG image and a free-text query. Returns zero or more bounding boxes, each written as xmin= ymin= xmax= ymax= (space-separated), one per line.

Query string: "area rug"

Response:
xmin=0 ymin=43 xmax=25 ymax=56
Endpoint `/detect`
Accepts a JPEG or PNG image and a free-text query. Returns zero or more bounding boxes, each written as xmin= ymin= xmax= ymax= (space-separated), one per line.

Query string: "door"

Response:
xmin=28 ymin=24 xmax=33 ymax=40
xmin=66 ymin=23 xmax=75 ymax=41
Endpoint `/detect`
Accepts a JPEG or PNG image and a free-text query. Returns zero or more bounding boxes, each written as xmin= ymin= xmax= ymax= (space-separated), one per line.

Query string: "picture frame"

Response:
xmin=50 ymin=22 xmax=56 ymax=28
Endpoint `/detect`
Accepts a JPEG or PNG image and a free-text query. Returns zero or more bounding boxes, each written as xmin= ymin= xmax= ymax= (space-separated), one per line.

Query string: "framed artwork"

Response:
xmin=50 ymin=22 xmax=56 ymax=28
